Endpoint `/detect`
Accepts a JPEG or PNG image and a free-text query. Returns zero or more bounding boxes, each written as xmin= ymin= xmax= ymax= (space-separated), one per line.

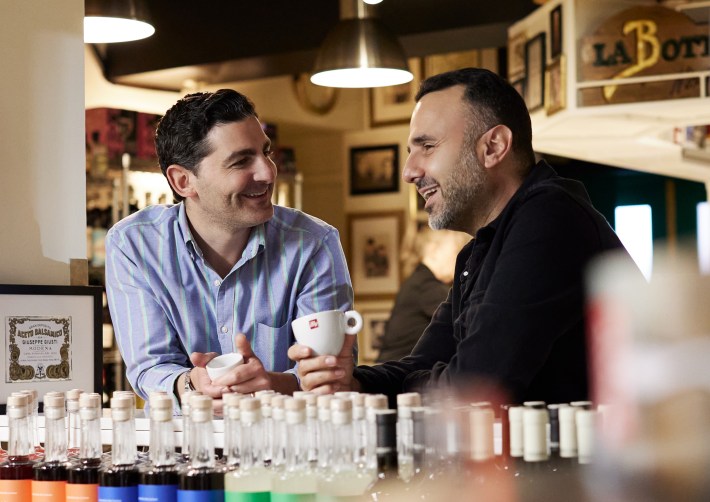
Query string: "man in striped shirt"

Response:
xmin=105 ymin=89 xmax=353 ymax=408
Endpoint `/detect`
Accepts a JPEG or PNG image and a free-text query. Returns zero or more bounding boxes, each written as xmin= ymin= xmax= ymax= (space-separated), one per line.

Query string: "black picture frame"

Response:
xmin=550 ymin=5 xmax=563 ymax=59
xmin=524 ymin=33 xmax=546 ymax=112
xmin=0 ymin=284 xmax=103 ymax=413
xmin=349 ymin=144 xmax=400 ymax=195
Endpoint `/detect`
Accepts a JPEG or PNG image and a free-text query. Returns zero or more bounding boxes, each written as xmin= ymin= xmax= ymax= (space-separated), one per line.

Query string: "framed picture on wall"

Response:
xmin=348 ymin=212 xmax=404 ymax=296
xmin=507 ymin=31 xmax=527 ymax=80
xmin=549 ymin=5 xmax=563 ymax=59
xmin=545 ymin=55 xmax=567 ymax=115
xmin=524 ymin=32 xmax=546 ymax=112
xmin=0 ymin=284 xmax=103 ymax=413
xmin=350 ymin=144 xmax=399 ymax=195
xmin=423 ymin=49 xmax=480 ymax=78
xmin=359 ymin=308 xmax=392 ymax=362
xmin=370 ymin=58 xmax=422 ymax=126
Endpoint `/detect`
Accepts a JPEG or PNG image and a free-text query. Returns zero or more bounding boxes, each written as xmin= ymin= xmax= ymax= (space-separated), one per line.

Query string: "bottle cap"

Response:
xmin=365 ymin=394 xmax=388 ymax=410
xmin=397 ymin=392 xmax=421 ymax=408
xmin=285 ymin=396 xmax=305 ymax=411
xmin=223 ymin=392 xmax=243 ymax=408
xmin=317 ymin=395 xmax=332 ymax=409
xmin=44 ymin=394 xmax=65 ymax=409
xmin=7 ymin=394 xmax=29 ymax=418
xmin=523 ymin=400 xmax=547 ymax=409
xmin=239 ymin=396 xmax=261 ymax=411
xmin=66 ymin=389 xmax=83 ymax=400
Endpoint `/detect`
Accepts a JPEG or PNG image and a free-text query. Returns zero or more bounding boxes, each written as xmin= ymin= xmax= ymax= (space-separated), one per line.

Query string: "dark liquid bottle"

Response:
xmin=368 ymin=409 xmax=404 ymax=500
xmin=0 ymin=394 xmax=34 ymax=501
xmin=99 ymin=395 xmax=139 ymax=502
xmin=67 ymin=392 xmax=104 ymax=502
xmin=32 ymin=393 xmax=70 ymax=499
xmin=139 ymin=393 xmax=179 ymax=502
xmin=178 ymin=394 xmax=224 ymax=502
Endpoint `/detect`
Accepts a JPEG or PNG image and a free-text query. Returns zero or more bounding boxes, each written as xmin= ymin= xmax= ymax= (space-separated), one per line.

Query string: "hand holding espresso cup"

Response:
xmin=291 ymin=309 xmax=363 ymax=356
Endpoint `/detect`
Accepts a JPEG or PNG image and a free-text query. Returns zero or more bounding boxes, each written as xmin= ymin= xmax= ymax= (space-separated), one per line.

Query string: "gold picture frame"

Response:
xmin=545 ymin=55 xmax=567 ymax=116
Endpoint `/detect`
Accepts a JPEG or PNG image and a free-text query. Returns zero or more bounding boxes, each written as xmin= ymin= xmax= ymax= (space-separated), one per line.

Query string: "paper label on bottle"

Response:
xmin=66 ymin=482 xmax=99 ymax=502
xmin=138 ymin=483 xmax=178 ymax=501
xmin=32 ymin=479 xmax=67 ymax=500
xmin=0 ymin=479 xmax=32 ymax=502
xmin=98 ymin=485 xmax=138 ymax=502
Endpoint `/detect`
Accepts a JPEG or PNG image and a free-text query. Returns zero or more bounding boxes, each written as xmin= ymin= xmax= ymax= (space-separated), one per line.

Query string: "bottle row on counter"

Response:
xmin=0 ymin=387 xmax=601 ymax=501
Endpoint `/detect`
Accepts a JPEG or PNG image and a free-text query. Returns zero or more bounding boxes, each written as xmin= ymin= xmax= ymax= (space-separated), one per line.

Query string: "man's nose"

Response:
xmin=255 ymin=155 xmax=276 ymax=183
xmin=402 ymin=153 xmax=420 ymax=184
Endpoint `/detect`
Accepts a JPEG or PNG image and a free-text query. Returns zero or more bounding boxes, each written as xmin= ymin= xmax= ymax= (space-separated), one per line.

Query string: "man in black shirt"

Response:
xmin=289 ymin=68 xmax=631 ymax=404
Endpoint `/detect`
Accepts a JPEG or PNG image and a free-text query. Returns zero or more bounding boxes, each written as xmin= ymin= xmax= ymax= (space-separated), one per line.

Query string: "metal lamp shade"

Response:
xmin=84 ymin=0 xmax=155 ymax=43
xmin=310 ymin=18 xmax=413 ymax=88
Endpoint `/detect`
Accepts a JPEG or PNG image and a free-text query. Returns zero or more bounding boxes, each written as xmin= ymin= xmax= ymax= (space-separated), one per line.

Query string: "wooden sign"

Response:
xmin=579 ymin=6 xmax=709 ymax=106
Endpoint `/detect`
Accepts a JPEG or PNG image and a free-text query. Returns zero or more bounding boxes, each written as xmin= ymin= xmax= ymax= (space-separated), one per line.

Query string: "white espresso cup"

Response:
xmin=206 ymin=352 xmax=244 ymax=381
xmin=291 ymin=309 xmax=363 ymax=356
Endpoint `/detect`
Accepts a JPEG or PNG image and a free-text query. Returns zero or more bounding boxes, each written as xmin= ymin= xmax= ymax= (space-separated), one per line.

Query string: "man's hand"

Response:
xmin=287 ymin=334 xmax=359 ymax=394
xmin=210 ymin=334 xmax=272 ymax=394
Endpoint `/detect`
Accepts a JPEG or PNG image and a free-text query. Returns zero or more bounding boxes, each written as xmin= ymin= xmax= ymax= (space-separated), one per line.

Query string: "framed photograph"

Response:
xmin=507 ymin=32 xmax=527 ymax=80
xmin=511 ymin=77 xmax=526 ymax=99
xmin=545 ymin=55 xmax=567 ymax=116
xmin=348 ymin=212 xmax=404 ymax=296
xmin=524 ymin=32 xmax=546 ymax=112
xmin=423 ymin=49 xmax=479 ymax=78
xmin=549 ymin=5 xmax=563 ymax=59
xmin=0 ymin=284 xmax=103 ymax=413
xmin=370 ymin=58 xmax=422 ymax=126
xmin=350 ymin=144 xmax=399 ymax=195
xmin=359 ymin=308 xmax=392 ymax=362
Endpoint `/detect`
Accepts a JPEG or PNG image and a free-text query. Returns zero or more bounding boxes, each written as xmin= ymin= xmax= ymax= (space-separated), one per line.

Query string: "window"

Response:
xmin=615 ymin=205 xmax=653 ymax=280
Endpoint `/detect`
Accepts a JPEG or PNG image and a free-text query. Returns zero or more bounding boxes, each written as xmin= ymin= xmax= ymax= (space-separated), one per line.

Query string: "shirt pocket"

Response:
xmin=253 ymin=322 xmax=293 ymax=373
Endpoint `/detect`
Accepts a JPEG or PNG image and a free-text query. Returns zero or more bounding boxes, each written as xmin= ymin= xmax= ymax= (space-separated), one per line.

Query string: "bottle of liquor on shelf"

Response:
xmin=66 ymin=392 xmax=103 ymax=502
xmin=138 ymin=394 xmax=179 ymax=502
xmin=222 ymin=392 xmax=244 ymax=471
xmin=271 ymin=397 xmax=317 ymax=501
xmin=178 ymin=394 xmax=223 ymax=501
xmin=99 ymin=395 xmax=139 ymax=502
xmin=316 ymin=397 xmax=373 ymax=500
xmin=0 ymin=394 xmax=34 ymax=501
xmin=224 ymin=397 xmax=271 ymax=500
xmin=32 ymin=393 xmax=69 ymax=500
xmin=367 ymin=409 xmax=404 ymax=500
xmin=66 ymin=389 xmax=84 ymax=458
xmin=396 ymin=392 xmax=421 ymax=482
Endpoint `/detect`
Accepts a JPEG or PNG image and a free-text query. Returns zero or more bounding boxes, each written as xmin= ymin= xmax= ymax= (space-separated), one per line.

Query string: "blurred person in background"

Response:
xmin=376 ymin=227 xmax=469 ymax=362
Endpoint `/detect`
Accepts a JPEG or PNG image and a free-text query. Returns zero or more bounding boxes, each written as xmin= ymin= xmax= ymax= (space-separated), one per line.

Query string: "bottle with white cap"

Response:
xmin=522 ymin=405 xmax=549 ymax=467
xmin=271 ymin=394 xmax=287 ymax=472
xmin=259 ymin=392 xmax=275 ymax=467
xmin=508 ymin=406 xmax=525 ymax=473
xmin=0 ymin=393 xmax=34 ymax=501
xmin=576 ymin=409 xmax=599 ymax=465
xmin=467 ymin=403 xmax=496 ymax=469
xmin=179 ymin=390 xmax=201 ymax=464
xmin=294 ymin=392 xmax=318 ymax=467
xmin=222 ymin=392 xmax=244 ymax=471
xmin=66 ymin=392 xmax=103 ymax=502
xmin=316 ymin=394 xmax=333 ymax=474
xmin=138 ymin=393 xmax=178 ymax=502
xmin=558 ymin=405 xmax=579 ymax=466
xmin=98 ymin=395 xmax=139 ymax=501
xmin=224 ymin=397 xmax=271 ymax=499
xmin=396 ymin=392 xmax=421 ymax=482
xmin=65 ymin=388 xmax=84 ymax=458
xmin=32 ymin=392 xmax=69 ymax=499
xmin=271 ymin=397 xmax=317 ymax=500
xmin=178 ymin=394 xmax=223 ymax=501
xmin=364 ymin=394 xmax=388 ymax=476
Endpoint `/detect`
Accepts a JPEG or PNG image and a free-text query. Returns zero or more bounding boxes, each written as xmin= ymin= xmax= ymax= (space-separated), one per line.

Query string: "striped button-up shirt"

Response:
xmin=105 ymin=203 xmax=353 ymax=402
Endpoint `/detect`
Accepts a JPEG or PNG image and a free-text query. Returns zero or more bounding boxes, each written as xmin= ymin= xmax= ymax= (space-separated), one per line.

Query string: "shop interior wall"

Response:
xmin=0 ymin=0 xmax=86 ymax=285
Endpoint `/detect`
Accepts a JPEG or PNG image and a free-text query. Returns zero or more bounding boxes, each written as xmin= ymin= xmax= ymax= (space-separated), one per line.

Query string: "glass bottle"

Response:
xmin=351 ymin=393 xmax=367 ymax=470
xmin=66 ymin=388 xmax=84 ymax=458
xmin=139 ymin=393 xmax=178 ymax=502
xmin=364 ymin=394 xmax=388 ymax=477
xmin=178 ymin=394 xmax=223 ymax=501
xmin=259 ymin=392 xmax=274 ymax=467
xmin=271 ymin=394 xmax=287 ymax=473
xmin=222 ymin=393 xmax=244 ymax=471
xmin=179 ymin=390 xmax=201 ymax=465
xmin=0 ymin=394 xmax=34 ymax=502
xmin=576 ymin=409 xmax=599 ymax=465
xmin=271 ymin=397 xmax=317 ymax=501
xmin=367 ymin=409 xmax=403 ymax=501
xmin=224 ymin=397 xmax=271 ymax=500
xmin=316 ymin=395 xmax=333 ymax=476
xmin=67 ymin=392 xmax=103 ymax=502
xmin=99 ymin=395 xmax=139 ymax=502
xmin=558 ymin=405 xmax=579 ymax=465
xmin=32 ymin=393 xmax=69 ymax=500
xmin=507 ymin=406 xmax=524 ymax=476
xmin=395 ymin=392 xmax=421 ymax=482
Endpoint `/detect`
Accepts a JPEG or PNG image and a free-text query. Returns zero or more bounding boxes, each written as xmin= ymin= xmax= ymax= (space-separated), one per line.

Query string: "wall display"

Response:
xmin=349 ymin=144 xmax=399 ymax=195
xmin=370 ymin=58 xmax=421 ymax=126
xmin=424 ymin=49 xmax=480 ymax=78
xmin=511 ymin=77 xmax=526 ymax=99
xmin=359 ymin=308 xmax=392 ymax=363
xmin=524 ymin=33 xmax=546 ymax=112
xmin=292 ymin=73 xmax=339 ymax=115
xmin=0 ymin=284 xmax=102 ymax=413
xmin=545 ymin=55 xmax=567 ymax=116
xmin=549 ymin=5 xmax=563 ymax=59
xmin=507 ymin=32 xmax=527 ymax=80
xmin=348 ymin=212 xmax=403 ymax=296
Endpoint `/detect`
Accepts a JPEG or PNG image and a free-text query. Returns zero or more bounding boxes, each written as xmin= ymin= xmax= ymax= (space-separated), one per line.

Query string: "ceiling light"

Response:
xmin=311 ymin=0 xmax=413 ymax=88
xmin=84 ymin=0 xmax=155 ymax=44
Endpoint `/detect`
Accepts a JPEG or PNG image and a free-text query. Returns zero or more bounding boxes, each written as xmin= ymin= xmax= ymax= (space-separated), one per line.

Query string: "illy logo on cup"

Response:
xmin=309 ymin=319 xmax=319 ymax=329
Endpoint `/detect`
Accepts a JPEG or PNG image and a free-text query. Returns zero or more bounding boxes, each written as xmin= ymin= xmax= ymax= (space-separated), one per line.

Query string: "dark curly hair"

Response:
xmin=155 ymin=89 xmax=257 ymax=202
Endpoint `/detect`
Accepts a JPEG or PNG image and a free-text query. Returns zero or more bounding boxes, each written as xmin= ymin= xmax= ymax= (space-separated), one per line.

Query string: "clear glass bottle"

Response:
xmin=32 ymin=393 xmax=69 ymax=499
xmin=222 ymin=392 xmax=244 ymax=471
xmin=178 ymin=394 xmax=223 ymax=501
xmin=99 ymin=395 xmax=139 ymax=502
xmin=224 ymin=396 xmax=272 ymax=500
xmin=396 ymin=392 xmax=421 ymax=482
xmin=271 ymin=394 xmax=287 ymax=473
xmin=271 ymin=397 xmax=317 ymax=501
xmin=367 ymin=409 xmax=404 ymax=501
xmin=67 ymin=392 xmax=103 ymax=502
xmin=316 ymin=395 xmax=333 ymax=476
xmin=0 ymin=394 xmax=34 ymax=502
xmin=364 ymin=394 xmax=388 ymax=478
xmin=179 ymin=390 xmax=201 ymax=465
xmin=259 ymin=392 xmax=274 ymax=468
xmin=65 ymin=388 xmax=84 ymax=458
xmin=139 ymin=393 xmax=178 ymax=502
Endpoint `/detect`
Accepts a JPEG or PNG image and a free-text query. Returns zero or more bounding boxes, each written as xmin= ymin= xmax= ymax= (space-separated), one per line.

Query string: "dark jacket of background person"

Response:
xmin=376 ymin=264 xmax=450 ymax=362
xmin=354 ymin=160 xmax=630 ymax=405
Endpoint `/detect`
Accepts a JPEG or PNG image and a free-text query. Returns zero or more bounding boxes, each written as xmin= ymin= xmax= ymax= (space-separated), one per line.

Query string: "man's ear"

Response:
xmin=479 ymin=125 xmax=513 ymax=169
xmin=166 ymin=164 xmax=196 ymax=199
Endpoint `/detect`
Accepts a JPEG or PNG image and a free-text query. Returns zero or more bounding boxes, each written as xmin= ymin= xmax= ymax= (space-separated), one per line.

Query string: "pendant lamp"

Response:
xmin=84 ymin=0 xmax=155 ymax=44
xmin=311 ymin=0 xmax=413 ymax=88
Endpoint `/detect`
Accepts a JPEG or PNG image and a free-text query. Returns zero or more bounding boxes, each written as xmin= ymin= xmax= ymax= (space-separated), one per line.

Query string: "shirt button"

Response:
xmin=213 ymin=279 xmax=221 ymax=287
xmin=221 ymin=326 xmax=228 ymax=333
xmin=463 ymin=271 xmax=469 ymax=277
